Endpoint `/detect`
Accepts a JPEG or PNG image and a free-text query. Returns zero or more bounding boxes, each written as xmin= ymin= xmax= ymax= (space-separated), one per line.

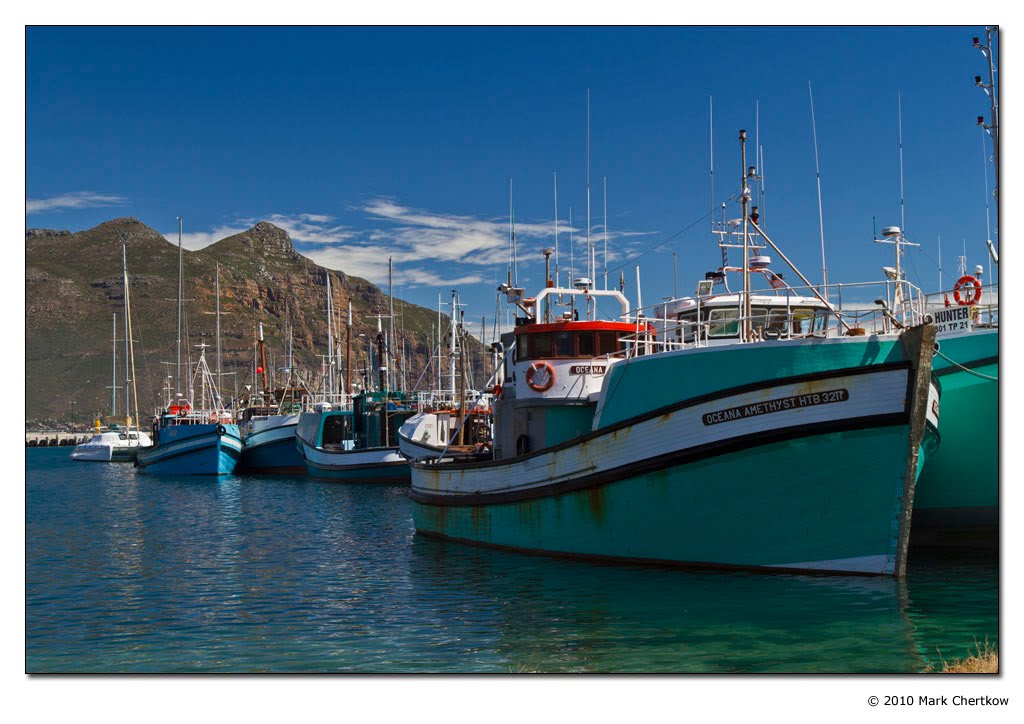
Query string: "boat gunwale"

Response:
xmin=412 ymin=359 xmax=915 ymax=475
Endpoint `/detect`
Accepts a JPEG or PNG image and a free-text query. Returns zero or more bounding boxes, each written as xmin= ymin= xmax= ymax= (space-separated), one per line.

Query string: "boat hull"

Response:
xmin=240 ymin=415 xmax=304 ymax=474
xmin=298 ymin=442 xmax=410 ymax=484
xmin=136 ymin=424 xmax=242 ymax=475
xmin=413 ymin=335 xmax=938 ymax=576
xmin=914 ymin=329 xmax=998 ymax=536
xmin=70 ymin=445 xmax=142 ymax=462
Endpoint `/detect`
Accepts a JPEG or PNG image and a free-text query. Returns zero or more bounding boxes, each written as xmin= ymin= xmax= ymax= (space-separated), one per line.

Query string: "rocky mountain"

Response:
xmin=25 ymin=218 xmax=483 ymax=424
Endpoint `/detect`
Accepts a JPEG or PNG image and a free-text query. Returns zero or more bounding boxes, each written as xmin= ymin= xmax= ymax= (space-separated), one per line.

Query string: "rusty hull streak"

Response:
xmin=470 ymin=505 xmax=491 ymax=537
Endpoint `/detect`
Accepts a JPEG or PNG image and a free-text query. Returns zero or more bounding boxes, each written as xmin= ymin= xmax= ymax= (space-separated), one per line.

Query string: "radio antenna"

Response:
xmin=808 ymin=81 xmax=828 ymax=293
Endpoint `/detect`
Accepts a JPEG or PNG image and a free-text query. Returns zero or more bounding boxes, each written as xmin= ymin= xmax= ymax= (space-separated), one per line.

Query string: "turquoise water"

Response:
xmin=26 ymin=447 xmax=998 ymax=673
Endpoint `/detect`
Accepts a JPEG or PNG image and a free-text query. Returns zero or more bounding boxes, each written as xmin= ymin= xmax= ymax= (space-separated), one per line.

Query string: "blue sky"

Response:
xmin=27 ymin=26 xmax=998 ymax=329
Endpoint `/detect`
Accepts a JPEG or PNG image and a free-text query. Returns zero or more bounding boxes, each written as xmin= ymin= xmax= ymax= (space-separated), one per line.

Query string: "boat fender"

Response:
xmin=953 ymin=275 xmax=982 ymax=306
xmin=216 ymin=424 xmax=226 ymax=436
xmin=516 ymin=434 xmax=530 ymax=456
xmin=922 ymin=313 xmax=934 ymax=325
xmin=525 ymin=361 xmax=556 ymax=392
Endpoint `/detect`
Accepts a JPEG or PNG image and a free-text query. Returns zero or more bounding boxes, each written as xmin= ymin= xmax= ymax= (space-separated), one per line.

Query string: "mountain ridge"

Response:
xmin=26 ymin=217 xmax=480 ymax=424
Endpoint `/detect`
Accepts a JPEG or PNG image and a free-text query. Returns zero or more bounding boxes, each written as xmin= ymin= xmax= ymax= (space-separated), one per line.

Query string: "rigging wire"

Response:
xmin=606 ymin=209 xmax=712 ymax=275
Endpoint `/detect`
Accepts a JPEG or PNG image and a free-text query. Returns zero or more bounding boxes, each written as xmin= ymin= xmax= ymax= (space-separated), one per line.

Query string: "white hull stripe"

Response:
xmin=139 ymin=433 xmax=241 ymax=465
xmin=244 ymin=423 xmax=297 ymax=450
xmin=298 ymin=442 xmax=405 ymax=469
xmin=413 ymin=364 xmax=914 ymax=502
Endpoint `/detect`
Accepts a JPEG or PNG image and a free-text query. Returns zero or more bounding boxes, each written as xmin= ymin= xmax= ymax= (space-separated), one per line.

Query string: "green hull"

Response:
xmin=414 ymin=425 xmax=927 ymax=574
xmin=914 ymin=329 xmax=998 ymax=533
xmin=413 ymin=332 xmax=938 ymax=576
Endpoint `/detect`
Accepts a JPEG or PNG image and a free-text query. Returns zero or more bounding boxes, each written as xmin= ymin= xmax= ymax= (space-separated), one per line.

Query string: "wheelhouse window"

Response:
xmin=674 ymin=310 xmax=698 ymax=343
xmin=707 ymin=308 xmax=740 ymax=338
xmin=519 ymin=329 xmax=629 ymax=360
xmin=791 ymin=307 xmax=825 ymax=335
xmin=322 ymin=414 xmax=352 ymax=446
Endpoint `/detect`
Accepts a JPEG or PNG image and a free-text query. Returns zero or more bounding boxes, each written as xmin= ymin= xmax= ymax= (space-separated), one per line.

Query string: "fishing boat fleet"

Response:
xmin=66 ymin=58 xmax=998 ymax=579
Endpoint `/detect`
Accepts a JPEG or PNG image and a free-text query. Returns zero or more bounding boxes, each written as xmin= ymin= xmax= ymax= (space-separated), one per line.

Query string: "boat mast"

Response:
xmin=553 ymin=171 xmax=560 ymax=289
xmin=740 ymin=130 xmax=752 ymax=343
xmin=709 ymin=96 xmax=715 ymax=240
xmin=808 ymin=82 xmax=828 ymax=295
xmin=176 ymin=216 xmax=183 ymax=397
xmin=258 ymin=322 xmax=269 ymax=395
xmin=345 ymin=301 xmax=352 ymax=402
xmin=898 ymin=92 xmax=907 ymax=235
xmin=111 ymin=313 xmax=117 ymax=417
xmin=974 ymin=28 xmax=998 ymax=204
xmin=325 ymin=271 xmax=335 ymax=400
xmin=603 ymin=177 xmax=608 ymax=291
xmin=215 ymin=263 xmax=223 ymax=401
xmin=122 ymin=244 xmax=140 ymax=432
xmin=449 ymin=288 xmax=458 ymax=399
xmin=586 ymin=88 xmax=593 ymax=319
xmin=388 ymin=256 xmax=395 ymax=392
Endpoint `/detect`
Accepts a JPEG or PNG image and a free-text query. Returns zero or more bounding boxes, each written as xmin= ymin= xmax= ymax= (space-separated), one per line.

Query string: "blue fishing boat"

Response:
xmin=238 ymin=323 xmax=312 ymax=474
xmin=137 ymin=345 xmax=242 ymax=475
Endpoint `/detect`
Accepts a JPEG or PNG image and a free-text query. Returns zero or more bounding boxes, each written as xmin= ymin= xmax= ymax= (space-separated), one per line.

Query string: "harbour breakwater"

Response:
xmin=26 ymin=432 xmax=91 ymax=447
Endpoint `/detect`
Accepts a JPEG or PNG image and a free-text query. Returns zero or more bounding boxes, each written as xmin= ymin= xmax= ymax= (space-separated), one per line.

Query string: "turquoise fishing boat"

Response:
xmin=295 ymin=391 xmax=416 ymax=483
xmin=411 ymin=129 xmax=939 ymax=577
xmin=913 ymin=278 xmax=998 ymax=538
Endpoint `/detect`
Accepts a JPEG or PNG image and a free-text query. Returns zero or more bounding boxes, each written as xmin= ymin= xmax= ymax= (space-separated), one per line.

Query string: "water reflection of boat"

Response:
xmin=407 ymin=536 xmax=924 ymax=673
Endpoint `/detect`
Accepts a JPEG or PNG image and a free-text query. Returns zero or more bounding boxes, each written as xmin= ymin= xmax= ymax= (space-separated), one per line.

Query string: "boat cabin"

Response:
xmin=297 ymin=391 xmax=417 ymax=452
xmin=657 ymin=294 xmax=831 ymax=346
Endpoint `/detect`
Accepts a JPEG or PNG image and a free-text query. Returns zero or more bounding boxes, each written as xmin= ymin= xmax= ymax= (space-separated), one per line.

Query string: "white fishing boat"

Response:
xmin=398 ymin=288 xmax=493 ymax=461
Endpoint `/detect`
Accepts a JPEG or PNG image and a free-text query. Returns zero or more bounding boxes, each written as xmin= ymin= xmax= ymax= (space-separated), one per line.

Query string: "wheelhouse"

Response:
xmin=513 ymin=320 xmax=655 ymax=362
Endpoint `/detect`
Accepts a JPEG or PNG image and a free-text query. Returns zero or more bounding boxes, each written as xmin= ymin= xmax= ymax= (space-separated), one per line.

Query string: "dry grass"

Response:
xmin=925 ymin=639 xmax=998 ymax=673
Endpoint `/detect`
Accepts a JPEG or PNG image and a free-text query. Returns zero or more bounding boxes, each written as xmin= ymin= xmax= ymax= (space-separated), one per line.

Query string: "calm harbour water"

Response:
xmin=26 ymin=447 xmax=998 ymax=673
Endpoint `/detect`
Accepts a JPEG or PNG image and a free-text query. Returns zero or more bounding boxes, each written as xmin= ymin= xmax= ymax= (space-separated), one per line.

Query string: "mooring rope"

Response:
xmin=935 ymin=348 xmax=999 ymax=381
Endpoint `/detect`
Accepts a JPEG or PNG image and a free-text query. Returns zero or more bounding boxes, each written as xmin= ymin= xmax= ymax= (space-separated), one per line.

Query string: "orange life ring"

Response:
xmin=525 ymin=361 xmax=555 ymax=392
xmin=953 ymin=275 xmax=982 ymax=306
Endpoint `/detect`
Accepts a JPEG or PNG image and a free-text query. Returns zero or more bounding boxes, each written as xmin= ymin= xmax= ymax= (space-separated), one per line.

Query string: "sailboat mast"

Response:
xmin=215 ymin=263 xmax=222 ymax=399
xmin=388 ymin=257 xmax=395 ymax=392
xmin=449 ymin=288 xmax=457 ymax=398
xmin=122 ymin=244 xmax=140 ymax=431
xmin=176 ymin=216 xmax=183 ymax=396
xmin=258 ymin=322 xmax=269 ymax=394
xmin=326 ymin=271 xmax=335 ymax=399
xmin=111 ymin=313 xmax=117 ymax=417
xmin=345 ymin=301 xmax=352 ymax=401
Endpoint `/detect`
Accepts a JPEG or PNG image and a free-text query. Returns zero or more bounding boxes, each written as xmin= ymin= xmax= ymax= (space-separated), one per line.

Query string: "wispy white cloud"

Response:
xmin=161 ymin=199 xmax=655 ymax=291
xmin=256 ymin=213 xmax=356 ymax=245
xmin=170 ymin=225 xmax=251 ymax=251
xmin=26 ymin=191 xmax=127 ymax=214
